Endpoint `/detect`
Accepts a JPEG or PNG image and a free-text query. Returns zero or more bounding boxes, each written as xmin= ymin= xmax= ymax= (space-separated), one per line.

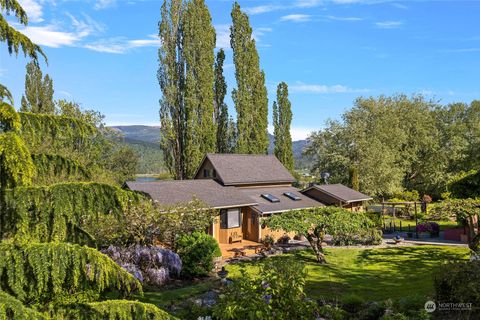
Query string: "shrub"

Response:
xmin=341 ymin=293 xmax=365 ymax=314
xmin=331 ymin=228 xmax=383 ymax=246
xmin=434 ymin=261 xmax=480 ymax=305
xmin=416 ymin=222 xmax=440 ymax=234
xmin=261 ymin=235 xmax=275 ymax=248
xmin=102 ymin=245 xmax=182 ymax=287
xmin=212 ymin=257 xmax=318 ymax=319
xmin=176 ymin=232 xmax=221 ymax=278
xmin=317 ymin=304 xmax=346 ymax=320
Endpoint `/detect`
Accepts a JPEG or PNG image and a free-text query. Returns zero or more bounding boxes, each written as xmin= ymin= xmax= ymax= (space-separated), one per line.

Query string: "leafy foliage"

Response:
xmin=86 ymin=198 xmax=214 ymax=248
xmin=158 ymin=0 xmax=217 ymax=179
xmin=213 ymin=257 xmax=318 ymax=319
xmin=230 ymin=2 xmax=269 ymax=154
xmin=102 ymin=245 xmax=182 ymax=287
xmin=74 ymin=300 xmax=176 ymax=319
xmin=305 ymin=95 xmax=480 ymax=198
xmin=0 ymin=291 xmax=47 ymax=319
xmin=434 ymin=261 xmax=480 ymax=306
xmin=19 ymin=112 xmax=96 ymax=154
xmin=273 ymin=82 xmax=294 ymax=172
xmin=20 ymin=61 xmax=55 ymax=114
xmin=32 ymin=153 xmax=91 ymax=184
xmin=0 ymin=242 xmax=141 ymax=306
xmin=0 ymin=101 xmax=20 ymax=132
xmin=0 ymin=0 xmax=47 ymax=63
xmin=0 ymin=132 xmax=35 ymax=189
xmin=176 ymin=232 xmax=220 ymax=277
xmin=2 ymin=182 xmax=139 ymax=243
xmin=0 ymin=83 xmax=14 ymax=105
xmin=267 ymin=207 xmax=379 ymax=263
xmin=434 ymin=199 xmax=480 ymax=253
xmin=449 ymin=170 xmax=480 ymax=199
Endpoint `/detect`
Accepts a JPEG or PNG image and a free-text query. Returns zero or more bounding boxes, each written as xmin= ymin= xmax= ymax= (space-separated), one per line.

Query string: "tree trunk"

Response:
xmin=306 ymin=234 xmax=326 ymax=263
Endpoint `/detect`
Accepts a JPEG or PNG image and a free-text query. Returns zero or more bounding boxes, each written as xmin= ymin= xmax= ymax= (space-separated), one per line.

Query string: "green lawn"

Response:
xmin=382 ymin=218 xmax=458 ymax=231
xmin=141 ymin=246 xmax=469 ymax=315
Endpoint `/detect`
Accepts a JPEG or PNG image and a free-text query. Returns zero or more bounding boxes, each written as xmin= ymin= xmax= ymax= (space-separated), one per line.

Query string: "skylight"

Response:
xmin=284 ymin=192 xmax=301 ymax=201
xmin=261 ymin=194 xmax=280 ymax=203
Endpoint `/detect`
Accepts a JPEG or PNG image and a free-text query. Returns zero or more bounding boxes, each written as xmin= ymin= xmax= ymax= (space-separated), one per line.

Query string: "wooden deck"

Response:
xmin=219 ymin=239 xmax=263 ymax=259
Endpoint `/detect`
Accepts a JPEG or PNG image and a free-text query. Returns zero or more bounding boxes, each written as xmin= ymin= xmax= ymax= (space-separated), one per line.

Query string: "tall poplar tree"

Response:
xmin=182 ymin=0 xmax=216 ymax=177
xmin=158 ymin=0 xmax=216 ymax=179
xmin=273 ymin=82 xmax=294 ymax=172
xmin=20 ymin=61 xmax=55 ymax=114
xmin=230 ymin=2 xmax=268 ymax=154
xmin=214 ymin=49 xmax=230 ymax=153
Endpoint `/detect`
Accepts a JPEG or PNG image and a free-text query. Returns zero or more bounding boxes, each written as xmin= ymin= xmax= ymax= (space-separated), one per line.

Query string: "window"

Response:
xmin=220 ymin=208 xmax=241 ymax=228
xmin=203 ymin=169 xmax=209 ymax=177
xmin=284 ymin=192 xmax=301 ymax=201
xmin=261 ymin=194 xmax=280 ymax=203
xmin=213 ymin=169 xmax=217 ymax=178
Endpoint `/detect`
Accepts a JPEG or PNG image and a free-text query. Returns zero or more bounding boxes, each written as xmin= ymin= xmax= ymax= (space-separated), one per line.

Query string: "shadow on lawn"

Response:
xmin=292 ymin=246 xmax=468 ymax=302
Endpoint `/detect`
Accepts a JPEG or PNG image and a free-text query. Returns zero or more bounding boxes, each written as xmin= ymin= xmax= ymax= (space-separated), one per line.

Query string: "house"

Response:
xmin=125 ymin=153 xmax=372 ymax=245
xmin=301 ymin=183 xmax=373 ymax=212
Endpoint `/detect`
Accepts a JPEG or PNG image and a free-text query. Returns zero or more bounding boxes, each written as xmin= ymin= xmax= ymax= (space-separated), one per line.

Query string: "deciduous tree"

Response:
xmin=214 ymin=49 xmax=231 ymax=153
xmin=158 ymin=0 xmax=216 ymax=179
xmin=266 ymin=207 xmax=378 ymax=263
xmin=273 ymin=82 xmax=294 ymax=172
xmin=20 ymin=61 xmax=54 ymax=114
xmin=230 ymin=2 xmax=268 ymax=154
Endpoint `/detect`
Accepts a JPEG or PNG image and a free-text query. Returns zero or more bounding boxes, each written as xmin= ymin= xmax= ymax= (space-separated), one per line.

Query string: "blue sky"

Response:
xmin=1 ymin=0 xmax=480 ymax=140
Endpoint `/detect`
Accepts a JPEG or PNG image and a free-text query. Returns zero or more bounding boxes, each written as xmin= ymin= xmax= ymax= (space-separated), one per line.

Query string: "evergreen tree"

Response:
xmin=273 ymin=82 xmax=294 ymax=172
xmin=182 ymin=0 xmax=216 ymax=177
xmin=230 ymin=2 xmax=268 ymax=154
xmin=214 ymin=49 xmax=230 ymax=153
xmin=20 ymin=61 xmax=55 ymax=114
xmin=158 ymin=0 xmax=216 ymax=179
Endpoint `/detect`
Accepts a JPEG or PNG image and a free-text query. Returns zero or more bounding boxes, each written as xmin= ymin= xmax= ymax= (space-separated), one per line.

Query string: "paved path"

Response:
xmin=383 ymin=234 xmax=468 ymax=247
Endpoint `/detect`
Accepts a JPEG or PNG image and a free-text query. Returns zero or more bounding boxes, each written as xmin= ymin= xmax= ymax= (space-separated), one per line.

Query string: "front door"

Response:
xmin=242 ymin=208 xmax=259 ymax=242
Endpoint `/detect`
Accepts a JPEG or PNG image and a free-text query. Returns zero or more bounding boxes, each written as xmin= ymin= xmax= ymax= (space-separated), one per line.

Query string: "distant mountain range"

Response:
xmin=109 ymin=125 xmax=312 ymax=172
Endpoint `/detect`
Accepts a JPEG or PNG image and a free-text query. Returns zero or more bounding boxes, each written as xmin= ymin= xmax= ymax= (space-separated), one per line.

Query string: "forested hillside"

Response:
xmin=110 ymin=126 xmax=312 ymax=174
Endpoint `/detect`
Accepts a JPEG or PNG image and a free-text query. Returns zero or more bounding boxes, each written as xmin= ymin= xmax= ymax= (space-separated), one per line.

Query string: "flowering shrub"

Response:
xmin=102 ymin=245 xmax=182 ymax=287
xmin=416 ymin=222 xmax=439 ymax=234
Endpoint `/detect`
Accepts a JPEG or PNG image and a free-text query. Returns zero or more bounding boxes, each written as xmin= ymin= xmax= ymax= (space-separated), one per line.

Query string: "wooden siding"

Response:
xmin=195 ymin=158 xmax=216 ymax=180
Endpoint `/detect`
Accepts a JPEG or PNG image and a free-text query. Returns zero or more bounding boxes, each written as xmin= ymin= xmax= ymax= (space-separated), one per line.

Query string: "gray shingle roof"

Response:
xmin=302 ymin=184 xmax=373 ymax=203
xmin=239 ymin=186 xmax=324 ymax=214
xmin=201 ymin=153 xmax=295 ymax=186
xmin=124 ymin=180 xmax=257 ymax=209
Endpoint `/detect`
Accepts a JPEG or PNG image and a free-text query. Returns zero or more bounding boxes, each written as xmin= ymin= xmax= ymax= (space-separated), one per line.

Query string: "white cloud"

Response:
xmin=94 ymin=0 xmax=116 ymax=10
xmin=290 ymin=82 xmax=369 ymax=94
xmin=0 ymin=68 xmax=6 ymax=77
xmin=280 ymin=14 xmax=311 ymax=22
xmin=18 ymin=0 xmax=43 ymax=22
xmin=391 ymin=3 xmax=408 ymax=9
xmin=215 ymin=24 xmax=230 ymax=49
xmin=244 ymin=4 xmax=284 ymax=15
xmin=16 ymin=13 xmax=104 ymax=48
xmin=442 ymin=48 xmax=480 ymax=53
xmin=268 ymin=125 xmax=315 ymax=140
xmin=84 ymin=35 xmax=160 ymax=54
xmin=18 ymin=25 xmax=80 ymax=47
xmin=375 ymin=20 xmax=403 ymax=29
xmin=325 ymin=15 xmax=363 ymax=21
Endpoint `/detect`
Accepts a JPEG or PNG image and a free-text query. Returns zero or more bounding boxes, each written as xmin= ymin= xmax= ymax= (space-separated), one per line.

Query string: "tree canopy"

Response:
xmin=305 ymin=94 xmax=480 ymax=198
xmin=230 ymin=2 xmax=269 ymax=154
xmin=273 ymin=82 xmax=294 ymax=172
xmin=266 ymin=207 xmax=379 ymax=263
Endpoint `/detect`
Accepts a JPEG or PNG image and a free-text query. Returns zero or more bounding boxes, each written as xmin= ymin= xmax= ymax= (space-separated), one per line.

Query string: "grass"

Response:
xmin=140 ymin=246 xmax=469 ymax=315
xmin=382 ymin=217 xmax=458 ymax=231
